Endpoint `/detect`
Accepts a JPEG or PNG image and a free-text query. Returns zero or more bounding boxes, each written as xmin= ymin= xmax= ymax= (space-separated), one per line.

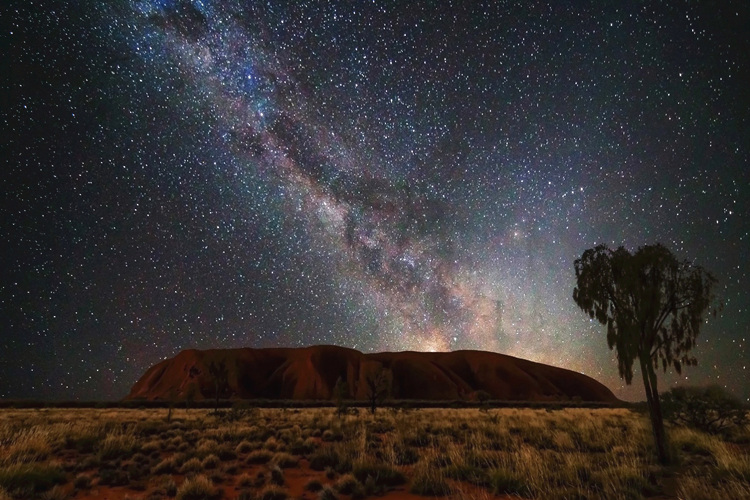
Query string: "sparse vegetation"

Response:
xmin=0 ymin=406 xmax=746 ymax=499
xmin=175 ymin=474 xmax=219 ymax=500
xmin=662 ymin=385 xmax=748 ymax=435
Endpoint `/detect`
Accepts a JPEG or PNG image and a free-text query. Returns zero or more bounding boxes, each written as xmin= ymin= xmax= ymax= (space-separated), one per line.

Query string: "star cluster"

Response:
xmin=3 ymin=1 xmax=749 ymax=401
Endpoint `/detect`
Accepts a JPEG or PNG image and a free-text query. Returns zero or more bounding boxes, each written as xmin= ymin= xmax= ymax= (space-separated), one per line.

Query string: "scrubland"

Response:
xmin=0 ymin=406 xmax=748 ymax=499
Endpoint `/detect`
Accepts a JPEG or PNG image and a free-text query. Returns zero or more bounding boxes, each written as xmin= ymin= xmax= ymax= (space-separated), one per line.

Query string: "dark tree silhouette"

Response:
xmin=333 ymin=376 xmax=350 ymax=417
xmin=184 ymin=383 xmax=197 ymax=413
xmin=208 ymin=360 xmax=229 ymax=413
xmin=573 ymin=243 xmax=719 ymax=464
xmin=365 ymin=366 xmax=391 ymax=414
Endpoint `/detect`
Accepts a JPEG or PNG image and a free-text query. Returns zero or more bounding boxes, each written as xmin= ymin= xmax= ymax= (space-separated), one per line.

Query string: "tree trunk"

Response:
xmin=640 ymin=357 xmax=670 ymax=464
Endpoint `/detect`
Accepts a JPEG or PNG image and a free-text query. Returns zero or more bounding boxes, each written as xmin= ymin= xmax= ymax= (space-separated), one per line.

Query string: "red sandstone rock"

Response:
xmin=125 ymin=345 xmax=618 ymax=403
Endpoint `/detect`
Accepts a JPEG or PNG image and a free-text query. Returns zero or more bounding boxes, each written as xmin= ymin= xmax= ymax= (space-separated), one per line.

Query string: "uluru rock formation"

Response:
xmin=126 ymin=345 xmax=618 ymax=403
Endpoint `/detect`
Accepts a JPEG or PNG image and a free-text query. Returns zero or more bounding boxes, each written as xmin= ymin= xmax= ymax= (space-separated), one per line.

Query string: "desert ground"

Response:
xmin=0 ymin=406 xmax=748 ymax=500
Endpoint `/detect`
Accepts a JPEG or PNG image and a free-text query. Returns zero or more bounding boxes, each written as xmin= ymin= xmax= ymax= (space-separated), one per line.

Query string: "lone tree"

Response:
xmin=333 ymin=376 xmax=350 ymax=417
xmin=573 ymin=243 xmax=719 ymax=464
xmin=208 ymin=360 xmax=229 ymax=414
xmin=365 ymin=365 xmax=392 ymax=414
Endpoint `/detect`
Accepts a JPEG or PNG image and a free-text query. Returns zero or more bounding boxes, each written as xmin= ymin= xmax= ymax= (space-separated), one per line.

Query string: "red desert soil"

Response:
xmin=126 ymin=345 xmax=618 ymax=403
xmin=73 ymin=461 xmax=513 ymax=500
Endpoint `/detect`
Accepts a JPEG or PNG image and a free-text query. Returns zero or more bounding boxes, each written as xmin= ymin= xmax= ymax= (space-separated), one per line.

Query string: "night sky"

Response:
xmin=3 ymin=1 xmax=749 ymax=402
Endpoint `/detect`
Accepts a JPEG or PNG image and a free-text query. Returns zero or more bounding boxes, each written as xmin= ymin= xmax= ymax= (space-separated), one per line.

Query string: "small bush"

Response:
xmin=662 ymin=385 xmax=748 ymax=435
xmin=259 ymin=485 xmax=288 ymax=500
xmin=254 ymin=471 xmax=267 ymax=488
xmin=179 ymin=457 xmax=204 ymax=474
xmin=409 ymin=469 xmax=451 ymax=496
xmin=352 ymin=462 xmax=406 ymax=487
xmin=163 ymin=478 xmax=177 ymax=497
xmin=247 ymin=449 xmax=273 ymax=464
xmin=394 ymin=444 xmax=420 ymax=465
xmin=202 ymin=454 xmax=220 ymax=470
xmin=334 ymin=474 xmax=365 ymax=497
xmin=318 ymin=486 xmax=338 ymax=500
xmin=98 ymin=431 xmax=137 ymax=460
xmin=217 ymin=446 xmax=237 ymax=461
xmin=176 ymin=475 xmax=220 ymax=500
xmin=270 ymin=465 xmax=285 ymax=486
xmin=153 ymin=457 xmax=178 ymax=474
xmin=489 ymin=469 xmax=529 ymax=496
xmin=443 ymin=464 xmax=490 ymax=487
xmin=236 ymin=473 xmax=254 ymax=488
xmin=308 ymin=446 xmax=344 ymax=471
xmin=304 ymin=478 xmax=323 ymax=492
xmin=41 ymin=485 xmax=68 ymax=500
xmin=99 ymin=468 xmax=130 ymax=486
xmin=290 ymin=437 xmax=316 ymax=455
xmin=73 ymin=474 xmax=91 ymax=489
xmin=271 ymin=452 xmax=299 ymax=468
xmin=236 ymin=440 xmax=255 ymax=454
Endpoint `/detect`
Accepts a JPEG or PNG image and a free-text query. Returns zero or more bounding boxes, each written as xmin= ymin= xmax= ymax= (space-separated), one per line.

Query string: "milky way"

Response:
xmin=3 ymin=1 xmax=749 ymax=401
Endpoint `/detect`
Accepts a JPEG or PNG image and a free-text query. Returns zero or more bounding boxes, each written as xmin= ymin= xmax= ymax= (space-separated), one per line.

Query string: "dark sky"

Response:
xmin=2 ymin=1 xmax=748 ymax=402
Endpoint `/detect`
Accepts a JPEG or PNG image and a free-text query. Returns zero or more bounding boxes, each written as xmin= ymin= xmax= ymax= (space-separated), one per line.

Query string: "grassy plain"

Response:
xmin=0 ymin=406 xmax=748 ymax=499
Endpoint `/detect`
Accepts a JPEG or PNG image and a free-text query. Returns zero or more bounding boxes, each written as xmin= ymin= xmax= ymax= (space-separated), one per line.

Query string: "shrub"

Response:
xmin=153 ymin=457 xmax=178 ymax=474
xmin=259 ymin=485 xmax=288 ymax=500
xmin=176 ymin=475 xmax=219 ymax=500
xmin=304 ymin=478 xmax=323 ymax=492
xmin=254 ymin=471 xmax=267 ymax=487
xmin=246 ymin=449 xmax=273 ymax=464
xmin=179 ymin=457 xmax=204 ymax=474
xmin=41 ymin=485 xmax=68 ymax=500
xmin=73 ymin=474 xmax=91 ymax=489
xmin=235 ymin=440 xmax=255 ymax=454
xmin=393 ymin=444 xmax=420 ymax=465
xmin=308 ymin=446 xmax=344 ymax=471
xmin=334 ymin=474 xmax=365 ymax=497
xmin=98 ymin=467 xmax=130 ymax=486
xmin=202 ymin=454 xmax=220 ymax=470
xmin=443 ymin=464 xmax=490 ymax=487
xmin=69 ymin=434 xmax=99 ymax=454
xmin=290 ymin=437 xmax=316 ymax=455
xmin=317 ymin=486 xmax=338 ymax=500
xmin=489 ymin=469 xmax=529 ymax=496
xmin=409 ymin=469 xmax=451 ymax=496
xmin=163 ymin=478 xmax=177 ymax=497
xmin=216 ymin=446 xmax=237 ymax=461
xmin=662 ymin=385 xmax=748 ymax=435
xmin=270 ymin=465 xmax=285 ymax=486
xmin=98 ymin=431 xmax=137 ymax=460
xmin=271 ymin=452 xmax=299 ymax=468
xmin=352 ymin=462 xmax=406 ymax=488
xmin=236 ymin=473 xmax=254 ymax=488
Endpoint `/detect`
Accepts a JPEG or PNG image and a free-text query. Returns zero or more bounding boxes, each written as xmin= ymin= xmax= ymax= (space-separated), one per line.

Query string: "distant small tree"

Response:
xmin=166 ymin=388 xmax=177 ymax=423
xmin=184 ymin=383 xmax=197 ymax=413
xmin=365 ymin=366 xmax=391 ymax=414
xmin=334 ymin=377 xmax=350 ymax=418
xmin=573 ymin=243 xmax=719 ymax=464
xmin=208 ymin=360 xmax=229 ymax=414
xmin=476 ymin=390 xmax=491 ymax=412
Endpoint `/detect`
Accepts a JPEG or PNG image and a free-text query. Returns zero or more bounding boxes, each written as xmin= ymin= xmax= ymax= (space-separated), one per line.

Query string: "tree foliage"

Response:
xmin=574 ymin=244 xmax=718 ymax=382
xmin=573 ymin=243 xmax=719 ymax=463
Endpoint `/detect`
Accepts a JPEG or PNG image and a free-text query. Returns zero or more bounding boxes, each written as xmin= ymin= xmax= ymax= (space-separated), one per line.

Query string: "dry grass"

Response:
xmin=0 ymin=406 xmax=746 ymax=499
